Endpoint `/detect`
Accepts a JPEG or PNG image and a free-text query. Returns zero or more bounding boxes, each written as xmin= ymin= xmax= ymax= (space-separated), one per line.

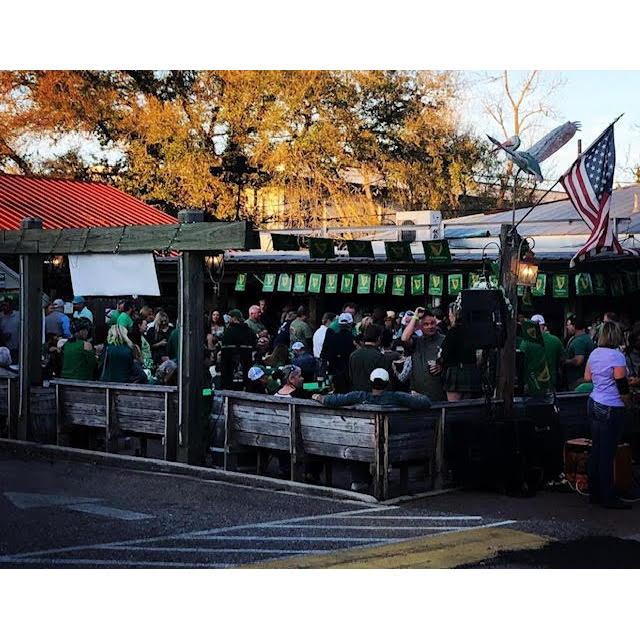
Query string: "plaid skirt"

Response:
xmin=445 ymin=363 xmax=482 ymax=393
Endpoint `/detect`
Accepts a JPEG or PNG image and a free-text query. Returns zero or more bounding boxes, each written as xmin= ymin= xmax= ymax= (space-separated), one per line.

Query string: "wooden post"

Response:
xmin=432 ymin=406 xmax=446 ymax=490
xmin=496 ymin=223 xmax=520 ymax=417
xmin=177 ymin=208 xmax=205 ymax=465
xmin=18 ymin=217 xmax=43 ymax=440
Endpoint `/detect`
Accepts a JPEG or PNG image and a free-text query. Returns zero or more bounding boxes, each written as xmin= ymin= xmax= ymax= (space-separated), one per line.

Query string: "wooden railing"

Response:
xmin=49 ymin=379 xmax=178 ymax=460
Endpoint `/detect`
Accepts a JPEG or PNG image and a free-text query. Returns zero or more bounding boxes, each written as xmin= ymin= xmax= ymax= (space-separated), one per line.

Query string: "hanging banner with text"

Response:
xmin=234 ymin=273 xmax=247 ymax=291
xmin=341 ymin=273 xmax=354 ymax=294
xmin=428 ymin=273 xmax=443 ymax=296
xmin=307 ymin=273 xmax=322 ymax=293
xmin=277 ymin=273 xmax=292 ymax=292
xmin=552 ymin=274 xmax=569 ymax=298
xmin=410 ymin=274 xmax=424 ymax=296
xmin=575 ymin=273 xmax=593 ymax=296
xmin=448 ymin=273 xmax=463 ymax=296
xmin=293 ymin=273 xmax=307 ymax=293
xmin=391 ymin=274 xmax=406 ymax=296
xmin=325 ymin=274 xmax=338 ymax=294
xmin=374 ymin=273 xmax=388 ymax=294
xmin=262 ymin=273 xmax=276 ymax=292
xmin=357 ymin=273 xmax=372 ymax=294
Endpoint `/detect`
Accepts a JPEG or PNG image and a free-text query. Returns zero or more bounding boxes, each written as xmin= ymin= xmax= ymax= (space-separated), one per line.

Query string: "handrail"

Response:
xmin=49 ymin=378 xmax=177 ymax=393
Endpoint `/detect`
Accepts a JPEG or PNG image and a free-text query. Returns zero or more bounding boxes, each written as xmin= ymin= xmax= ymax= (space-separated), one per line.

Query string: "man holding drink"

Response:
xmin=401 ymin=306 xmax=446 ymax=402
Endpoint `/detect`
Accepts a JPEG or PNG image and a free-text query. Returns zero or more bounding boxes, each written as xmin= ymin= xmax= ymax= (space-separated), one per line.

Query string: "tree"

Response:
xmin=481 ymin=70 xmax=565 ymax=207
xmin=0 ymin=70 xmax=494 ymax=225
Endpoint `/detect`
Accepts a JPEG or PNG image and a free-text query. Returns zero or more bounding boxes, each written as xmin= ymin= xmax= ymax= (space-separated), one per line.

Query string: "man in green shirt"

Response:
xmin=349 ymin=324 xmax=401 ymax=391
xmin=564 ymin=315 xmax=594 ymax=390
xmin=329 ymin=302 xmax=357 ymax=334
xmin=531 ymin=314 xmax=565 ymax=391
xmin=61 ymin=318 xmax=97 ymax=380
xmin=117 ymin=300 xmax=134 ymax=331
xmin=516 ymin=320 xmax=551 ymax=397
xmin=245 ymin=305 xmax=267 ymax=337
xmin=289 ymin=306 xmax=314 ymax=349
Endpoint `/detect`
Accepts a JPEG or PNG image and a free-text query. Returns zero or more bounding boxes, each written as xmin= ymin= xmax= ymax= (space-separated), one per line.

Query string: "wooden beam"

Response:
xmin=177 ymin=249 xmax=205 ymax=465
xmin=0 ymin=220 xmax=247 ymax=254
xmin=18 ymin=218 xmax=43 ymax=440
xmin=496 ymin=223 xmax=519 ymax=417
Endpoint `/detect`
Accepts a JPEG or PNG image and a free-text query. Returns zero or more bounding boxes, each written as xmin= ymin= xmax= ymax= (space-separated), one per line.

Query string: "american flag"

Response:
xmin=560 ymin=124 xmax=624 ymax=267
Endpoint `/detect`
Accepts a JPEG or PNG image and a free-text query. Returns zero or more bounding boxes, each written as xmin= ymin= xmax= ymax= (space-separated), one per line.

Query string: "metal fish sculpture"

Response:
xmin=488 ymin=121 xmax=581 ymax=182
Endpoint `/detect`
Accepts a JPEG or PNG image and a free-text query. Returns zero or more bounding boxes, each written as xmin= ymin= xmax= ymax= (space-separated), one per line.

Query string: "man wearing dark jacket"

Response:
xmin=221 ymin=309 xmax=256 ymax=389
xmin=348 ymin=324 xmax=401 ymax=391
xmin=321 ymin=312 xmax=356 ymax=392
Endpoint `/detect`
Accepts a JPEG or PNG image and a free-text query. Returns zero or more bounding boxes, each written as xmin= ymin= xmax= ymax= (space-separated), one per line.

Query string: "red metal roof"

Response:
xmin=0 ymin=173 xmax=177 ymax=230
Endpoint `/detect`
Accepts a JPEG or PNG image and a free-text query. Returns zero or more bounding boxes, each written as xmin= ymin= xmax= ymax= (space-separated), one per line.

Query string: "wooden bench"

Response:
xmin=0 ymin=376 xmax=19 ymax=438
xmin=50 ymin=379 xmax=178 ymax=460
xmin=217 ymin=390 xmax=447 ymax=500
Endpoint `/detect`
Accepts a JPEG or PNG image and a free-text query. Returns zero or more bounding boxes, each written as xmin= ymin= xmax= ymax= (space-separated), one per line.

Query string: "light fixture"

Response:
xmin=204 ymin=253 xmax=225 ymax=293
xmin=46 ymin=255 xmax=65 ymax=270
xmin=516 ymin=238 xmax=538 ymax=287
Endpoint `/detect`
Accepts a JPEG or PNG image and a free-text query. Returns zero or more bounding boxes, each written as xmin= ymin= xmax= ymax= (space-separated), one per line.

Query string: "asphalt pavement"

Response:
xmin=2 ymin=447 xmax=640 ymax=568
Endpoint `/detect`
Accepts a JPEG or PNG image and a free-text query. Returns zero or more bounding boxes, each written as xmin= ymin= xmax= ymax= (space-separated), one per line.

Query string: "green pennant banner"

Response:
xmin=325 ymin=273 xmax=338 ymax=294
xmin=552 ymin=274 xmax=569 ymax=298
xmin=277 ymin=273 xmax=292 ymax=292
xmin=357 ymin=273 xmax=372 ymax=294
xmin=307 ymin=273 xmax=322 ymax=293
xmin=272 ymin=234 xmax=300 ymax=251
xmin=469 ymin=273 xmax=482 ymax=288
xmin=489 ymin=275 xmax=499 ymax=288
xmin=391 ymin=274 xmax=406 ymax=296
xmin=293 ymin=273 xmax=307 ymax=293
xmin=374 ymin=273 xmax=388 ymax=294
xmin=610 ymin=274 xmax=624 ymax=297
xmin=423 ymin=240 xmax=452 ymax=264
xmin=517 ymin=284 xmax=525 ymax=297
xmin=575 ymin=273 xmax=593 ymax=296
xmin=262 ymin=273 xmax=277 ymax=293
xmin=346 ymin=239 xmax=374 ymax=258
xmin=341 ymin=273 xmax=354 ymax=293
xmin=385 ymin=241 xmax=414 ymax=261
xmin=532 ymin=273 xmax=547 ymax=297
xmin=410 ymin=274 xmax=425 ymax=296
xmin=593 ymin=273 xmax=606 ymax=296
xmin=523 ymin=288 xmax=533 ymax=306
xmin=234 ymin=273 xmax=247 ymax=292
xmin=428 ymin=273 xmax=444 ymax=295
xmin=308 ymin=237 xmax=336 ymax=259
xmin=448 ymin=273 xmax=463 ymax=296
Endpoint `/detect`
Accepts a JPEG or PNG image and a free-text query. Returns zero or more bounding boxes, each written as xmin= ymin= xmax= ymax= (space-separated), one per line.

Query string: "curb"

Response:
xmin=0 ymin=438 xmax=378 ymax=504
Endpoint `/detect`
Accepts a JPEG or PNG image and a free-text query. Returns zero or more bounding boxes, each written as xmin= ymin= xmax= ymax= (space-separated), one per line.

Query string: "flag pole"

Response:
xmin=512 ymin=114 xmax=624 ymax=234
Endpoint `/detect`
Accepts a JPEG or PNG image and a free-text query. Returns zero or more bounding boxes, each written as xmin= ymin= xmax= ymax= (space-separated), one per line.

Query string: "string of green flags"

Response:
xmin=233 ymin=271 xmax=640 ymax=297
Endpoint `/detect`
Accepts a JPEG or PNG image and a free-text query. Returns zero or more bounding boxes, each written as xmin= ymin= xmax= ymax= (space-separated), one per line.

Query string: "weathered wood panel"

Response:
xmin=231 ymin=417 xmax=290 ymax=437
xmin=234 ymin=432 xmax=290 ymax=451
xmin=298 ymin=410 xmax=376 ymax=434
xmin=300 ymin=426 xmax=376 ymax=448
xmin=114 ymin=393 xmax=166 ymax=412
xmin=0 ymin=379 xmax=8 ymax=416
xmin=302 ymin=440 xmax=375 ymax=463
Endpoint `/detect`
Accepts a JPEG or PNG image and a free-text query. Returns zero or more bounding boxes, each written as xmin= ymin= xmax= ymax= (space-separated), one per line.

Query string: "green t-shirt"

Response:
xmin=61 ymin=339 xmax=97 ymax=381
xmin=566 ymin=332 xmax=594 ymax=389
xmin=542 ymin=332 xmax=565 ymax=390
xmin=117 ymin=312 xmax=134 ymax=330
xmin=290 ymin=318 xmax=313 ymax=346
xmin=518 ymin=338 xmax=551 ymax=397
xmin=108 ymin=309 xmax=121 ymax=326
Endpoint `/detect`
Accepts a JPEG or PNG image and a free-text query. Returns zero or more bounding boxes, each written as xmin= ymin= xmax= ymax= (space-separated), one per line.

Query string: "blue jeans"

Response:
xmin=587 ymin=398 xmax=626 ymax=503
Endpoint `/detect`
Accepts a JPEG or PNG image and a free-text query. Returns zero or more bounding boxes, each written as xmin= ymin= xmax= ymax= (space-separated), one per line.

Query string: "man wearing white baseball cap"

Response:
xmin=530 ymin=313 xmax=565 ymax=391
xmin=291 ymin=341 xmax=316 ymax=381
xmin=246 ymin=366 xmax=269 ymax=394
xmin=313 ymin=366 xmax=432 ymax=492
xmin=313 ymin=367 xmax=432 ymax=410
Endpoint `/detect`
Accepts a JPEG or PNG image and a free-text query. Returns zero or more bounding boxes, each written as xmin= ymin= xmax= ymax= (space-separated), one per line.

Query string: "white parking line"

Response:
xmin=179 ymin=536 xmax=405 ymax=543
xmin=97 ymin=546 xmax=314 ymax=554
xmin=0 ymin=558 xmax=232 ymax=568
xmin=257 ymin=525 xmax=465 ymax=531
xmin=342 ymin=515 xmax=484 ymax=521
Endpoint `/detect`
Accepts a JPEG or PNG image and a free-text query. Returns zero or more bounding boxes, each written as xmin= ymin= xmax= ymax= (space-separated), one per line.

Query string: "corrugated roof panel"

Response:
xmin=0 ymin=173 xmax=177 ymax=230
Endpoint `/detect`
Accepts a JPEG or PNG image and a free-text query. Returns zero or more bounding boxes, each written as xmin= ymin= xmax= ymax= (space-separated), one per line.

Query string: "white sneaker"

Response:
xmin=350 ymin=481 xmax=369 ymax=492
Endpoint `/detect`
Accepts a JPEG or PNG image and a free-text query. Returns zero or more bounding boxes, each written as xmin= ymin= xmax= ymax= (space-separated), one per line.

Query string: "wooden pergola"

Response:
xmin=0 ymin=213 xmax=247 ymax=464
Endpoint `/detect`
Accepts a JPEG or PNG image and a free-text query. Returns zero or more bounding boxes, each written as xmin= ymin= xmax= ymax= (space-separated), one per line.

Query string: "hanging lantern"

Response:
xmin=516 ymin=250 xmax=538 ymax=287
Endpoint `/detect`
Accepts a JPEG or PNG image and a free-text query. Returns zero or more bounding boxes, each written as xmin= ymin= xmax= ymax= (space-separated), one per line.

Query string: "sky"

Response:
xmin=459 ymin=71 xmax=640 ymax=187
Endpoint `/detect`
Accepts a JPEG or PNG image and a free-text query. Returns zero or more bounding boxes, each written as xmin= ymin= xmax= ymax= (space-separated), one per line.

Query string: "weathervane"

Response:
xmin=488 ymin=120 xmax=581 ymax=182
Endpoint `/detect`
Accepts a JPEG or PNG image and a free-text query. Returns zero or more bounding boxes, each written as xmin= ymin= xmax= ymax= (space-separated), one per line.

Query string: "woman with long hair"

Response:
xmin=99 ymin=325 xmax=144 ymax=383
xmin=147 ymin=310 xmax=172 ymax=366
xmin=264 ymin=343 xmax=290 ymax=368
xmin=584 ymin=321 xmax=631 ymax=509
xmin=273 ymin=365 xmax=310 ymax=399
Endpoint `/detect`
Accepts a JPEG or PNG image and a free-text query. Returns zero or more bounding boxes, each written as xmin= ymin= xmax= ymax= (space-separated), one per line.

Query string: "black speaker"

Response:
xmin=460 ymin=289 xmax=507 ymax=350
